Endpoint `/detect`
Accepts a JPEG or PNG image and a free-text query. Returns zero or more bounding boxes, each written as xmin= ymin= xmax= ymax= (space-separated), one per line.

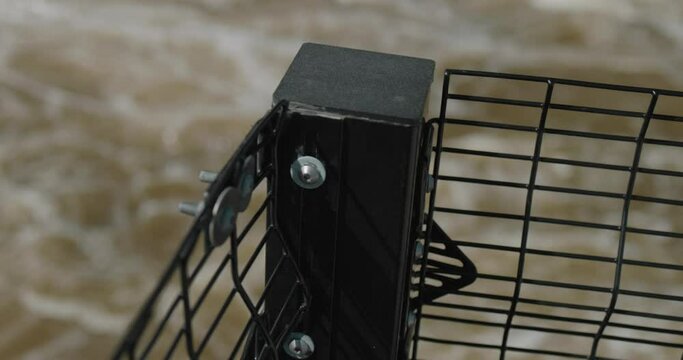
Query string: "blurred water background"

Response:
xmin=1 ymin=0 xmax=682 ymax=358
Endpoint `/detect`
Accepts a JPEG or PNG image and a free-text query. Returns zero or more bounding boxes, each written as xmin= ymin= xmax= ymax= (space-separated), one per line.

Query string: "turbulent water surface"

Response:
xmin=1 ymin=0 xmax=682 ymax=358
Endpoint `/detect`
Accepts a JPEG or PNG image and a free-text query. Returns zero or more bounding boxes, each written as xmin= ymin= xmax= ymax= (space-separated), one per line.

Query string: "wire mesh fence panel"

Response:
xmin=412 ymin=70 xmax=683 ymax=359
xmin=113 ymin=43 xmax=683 ymax=359
xmin=113 ymin=102 xmax=310 ymax=360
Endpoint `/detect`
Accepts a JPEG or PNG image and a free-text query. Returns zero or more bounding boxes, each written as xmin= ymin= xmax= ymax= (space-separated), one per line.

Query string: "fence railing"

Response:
xmin=113 ymin=102 xmax=311 ymax=360
xmin=114 ymin=44 xmax=683 ymax=360
xmin=412 ymin=69 xmax=683 ymax=360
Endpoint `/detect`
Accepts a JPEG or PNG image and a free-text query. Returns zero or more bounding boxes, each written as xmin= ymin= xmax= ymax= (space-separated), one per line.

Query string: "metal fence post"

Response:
xmin=266 ymin=43 xmax=434 ymax=359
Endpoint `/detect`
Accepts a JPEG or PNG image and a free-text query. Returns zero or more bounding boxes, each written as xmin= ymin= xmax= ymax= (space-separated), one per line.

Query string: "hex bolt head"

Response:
xmin=283 ymin=333 xmax=314 ymax=359
xmin=290 ymin=156 xmax=326 ymax=189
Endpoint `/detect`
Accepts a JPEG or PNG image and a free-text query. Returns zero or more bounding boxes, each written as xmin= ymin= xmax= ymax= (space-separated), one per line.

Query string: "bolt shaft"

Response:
xmin=199 ymin=170 xmax=218 ymax=183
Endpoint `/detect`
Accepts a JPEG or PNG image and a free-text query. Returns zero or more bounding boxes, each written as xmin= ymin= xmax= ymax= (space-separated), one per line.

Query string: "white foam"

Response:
xmin=19 ymin=290 xmax=128 ymax=334
xmin=529 ymin=0 xmax=637 ymax=19
xmin=21 ymin=330 xmax=86 ymax=360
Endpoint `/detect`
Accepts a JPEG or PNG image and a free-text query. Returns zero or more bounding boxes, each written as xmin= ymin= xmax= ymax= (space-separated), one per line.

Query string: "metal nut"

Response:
xmin=407 ymin=309 xmax=417 ymax=328
xmin=209 ymin=155 xmax=257 ymax=247
xmin=211 ymin=187 xmax=239 ymax=246
xmin=290 ymin=156 xmax=326 ymax=189
xmin=425 ymin=174 xmax=435 ymax=193
xmin=414 ymin=241 xmax=424 ymax=261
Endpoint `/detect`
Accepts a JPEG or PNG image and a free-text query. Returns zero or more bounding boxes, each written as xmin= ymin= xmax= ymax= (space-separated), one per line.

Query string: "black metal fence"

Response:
xmin=113 ymin=102 xmax=311 ymax=360
xmin=412 ymin=69 xmax=683 ymax=359
xmin=114 ymin=44 xmax=682 ymax=360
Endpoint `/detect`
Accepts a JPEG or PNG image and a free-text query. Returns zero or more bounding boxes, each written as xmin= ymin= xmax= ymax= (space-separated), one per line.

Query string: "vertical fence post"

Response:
xmin=266 ymin=43 xmax=434 ymax=359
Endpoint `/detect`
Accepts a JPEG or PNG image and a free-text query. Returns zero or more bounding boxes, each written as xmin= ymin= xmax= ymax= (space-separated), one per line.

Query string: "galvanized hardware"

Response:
xmin=178 ymin=201 xmax=204 ymax=217
xmin=404 ymin=308 xmax=418 ymax=353
xmin=198 ymin=170 xmax=218 ymax=183
xmin=425 ymin=174 xmax=435 ymax=193
xmin=211 ymin=187 xmax=239 ymax=246
xmin=283 ymin=332 xmax=315 ymax=359
xmin=290 ymin=156 xmax=326 ymax=189
xmin=210 ymin=155 xmax=257 ymax=246
xmin=414 ymin=241 xmax=424 ymax=262
xmin=407 ymin=308 xmax=417 ymax=329
xmin=237 ymin=155 xmax=256 ymax=211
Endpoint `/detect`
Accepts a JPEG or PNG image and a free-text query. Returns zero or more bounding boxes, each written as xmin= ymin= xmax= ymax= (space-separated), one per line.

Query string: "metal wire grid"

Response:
xmin=113 ymin=102 xmax=310 ymax=360
xmin=413 ymin=70 xmax=683 ymax=359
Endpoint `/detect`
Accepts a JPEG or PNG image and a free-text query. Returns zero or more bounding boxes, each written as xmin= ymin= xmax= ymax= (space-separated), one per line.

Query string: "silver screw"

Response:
xmin=198 ymin=170 xmax=218 ymax=183
xmin=290 ymin=156 xmax=326 ymax=189
xmin=283 ymin=333 xmax=314 ymax=359
xmin=178 ymin=201 xmax=204 ymax=217
xmin=300 ymin=164 xmax=320 ymax=184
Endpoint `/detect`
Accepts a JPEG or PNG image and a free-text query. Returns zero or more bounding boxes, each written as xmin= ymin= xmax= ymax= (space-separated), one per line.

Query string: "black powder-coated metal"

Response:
xmin=268 ymin=105 xmax=424 ymax=359
xmin=113 ymin=44 xmax=683 ymax=360
xmin=113 ymin=44 xmax=433 ymax=360
xmin=267 ymin=43 xmax=433 ymax=359
xmin=273 ymin=43 xmax=434 ymax=123
xmin=112 ymin=102 xmax=311 ymax=360
xmin=411 ymin=69 xmax=683 ymax=360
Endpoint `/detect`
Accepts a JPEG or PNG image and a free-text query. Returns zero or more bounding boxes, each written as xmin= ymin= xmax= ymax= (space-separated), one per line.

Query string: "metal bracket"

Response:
xmin=420 ymin=222 xmax=478 ymax=304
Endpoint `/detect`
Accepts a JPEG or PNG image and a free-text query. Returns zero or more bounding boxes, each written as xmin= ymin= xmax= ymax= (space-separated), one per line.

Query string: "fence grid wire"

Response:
xmin=412 ymin=70 xmax=683 ymax=359
xmin=113 ymin=69 xmax=683 ymax=360
xmin=113 ymin=102 xmax=310 ymax=360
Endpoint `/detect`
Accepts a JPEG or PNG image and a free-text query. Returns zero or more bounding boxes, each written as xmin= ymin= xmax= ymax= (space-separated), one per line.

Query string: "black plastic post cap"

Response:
xmin=273 ymin=43 xmax=435 ymax=124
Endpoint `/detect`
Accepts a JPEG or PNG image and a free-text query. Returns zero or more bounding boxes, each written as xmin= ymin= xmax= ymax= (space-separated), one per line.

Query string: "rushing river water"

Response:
xmin=1 ymin=0 xmax=682 ymax=358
